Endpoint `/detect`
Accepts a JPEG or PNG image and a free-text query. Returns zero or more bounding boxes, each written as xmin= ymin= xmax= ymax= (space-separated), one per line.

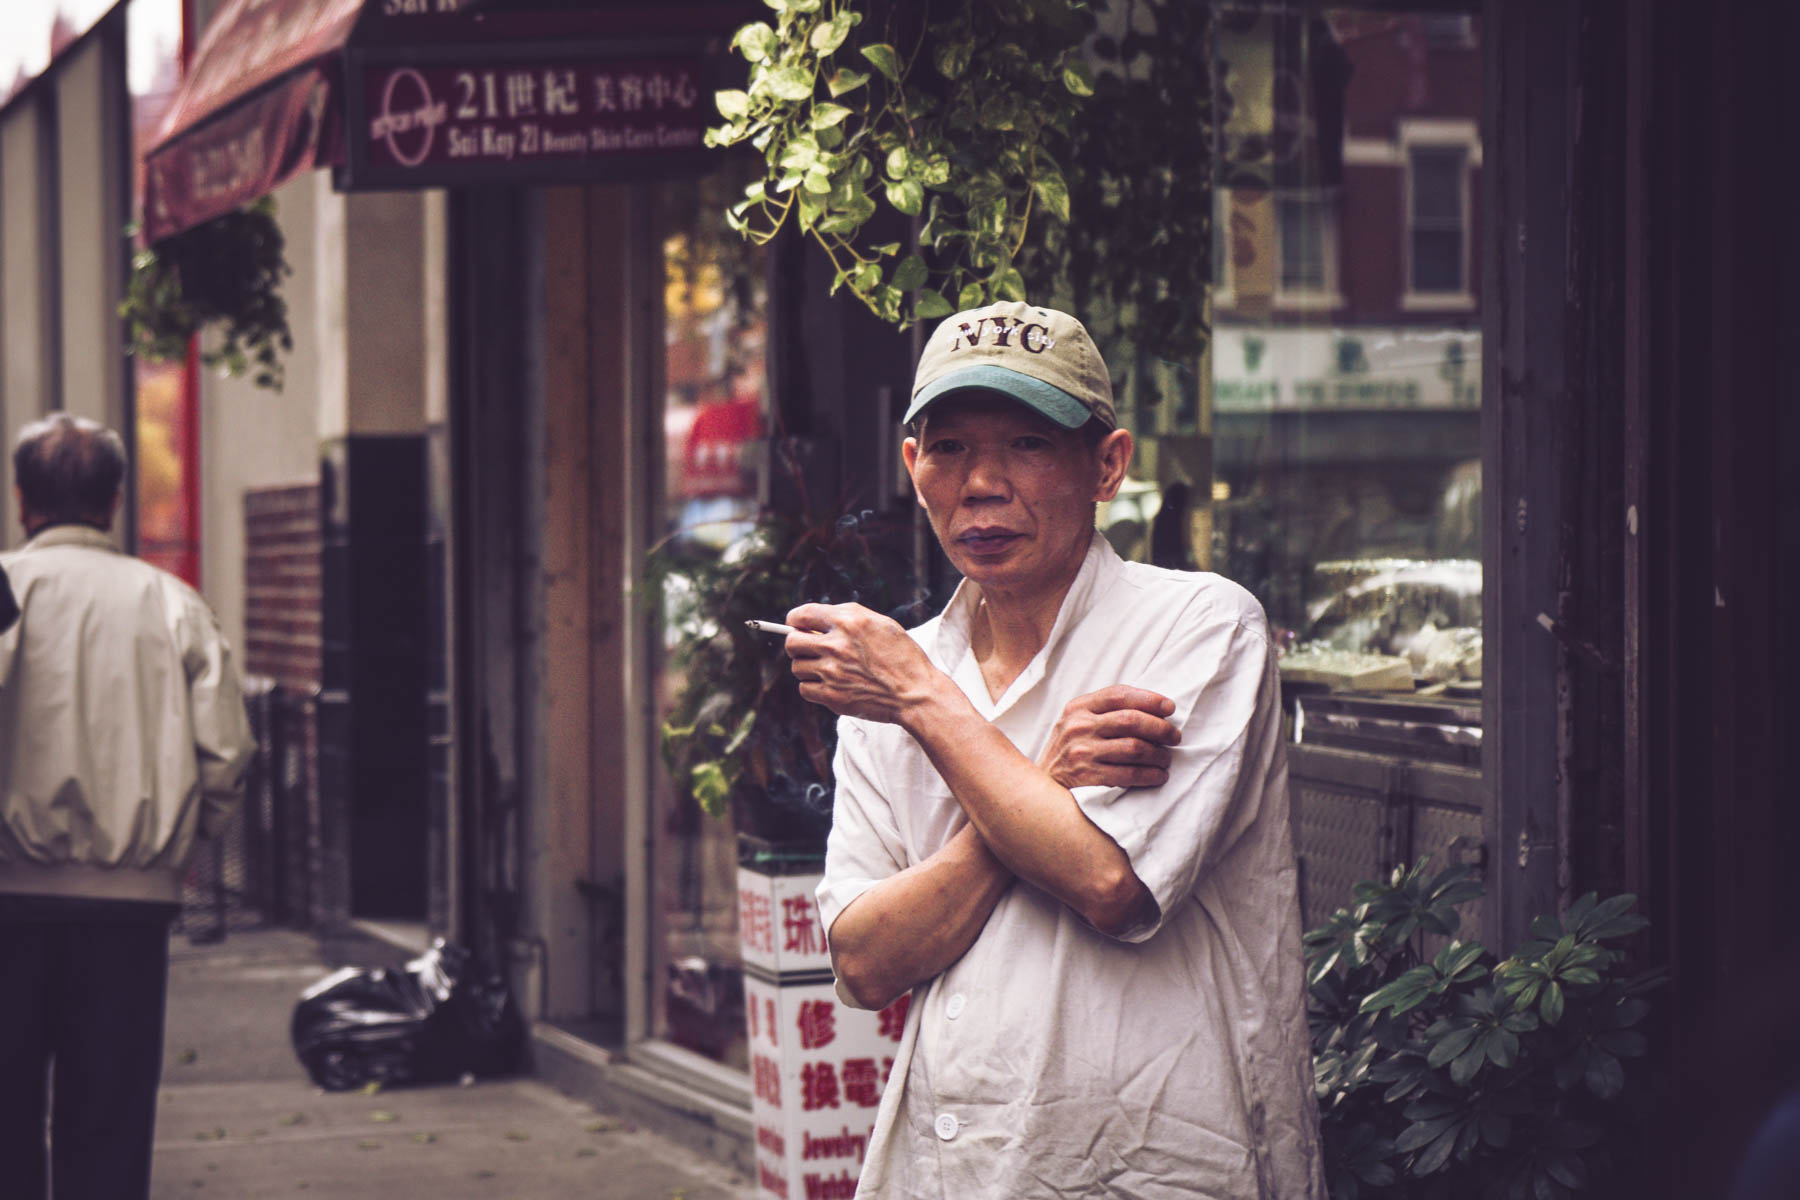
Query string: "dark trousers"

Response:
xmin=0 ymin=911 xmax=174 ymax=1200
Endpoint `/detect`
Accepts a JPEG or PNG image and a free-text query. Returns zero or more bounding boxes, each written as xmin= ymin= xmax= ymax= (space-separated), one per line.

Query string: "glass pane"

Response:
xmin=649 ymin=170 xmax=770 ymax=1070
xmin=1278 ymin=195 xmax=1328 ymax=289
xmin=1412 ymin=229 xmax=1465 ymax=291
xmin=1411 ymin=147 xmax=1464 ymax=222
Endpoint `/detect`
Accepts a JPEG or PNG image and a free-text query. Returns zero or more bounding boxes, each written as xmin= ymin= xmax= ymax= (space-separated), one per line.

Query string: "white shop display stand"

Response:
xmin=738 ymin=864 xmax=909 ymax=1200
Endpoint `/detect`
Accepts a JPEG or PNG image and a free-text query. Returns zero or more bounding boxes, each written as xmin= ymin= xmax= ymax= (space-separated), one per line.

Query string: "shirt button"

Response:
xmin=945 ymin=993 xmax=966 ymax=1019
xmin=934 ymin=1113 xmax=959 ymax=1141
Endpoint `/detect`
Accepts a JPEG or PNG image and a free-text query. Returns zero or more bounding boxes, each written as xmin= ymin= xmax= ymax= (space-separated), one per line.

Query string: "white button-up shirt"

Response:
xmin=818 ymin=534 xmax=1325 ymax=1198
xmin=0 ymin=525 xmax=253 ymax=905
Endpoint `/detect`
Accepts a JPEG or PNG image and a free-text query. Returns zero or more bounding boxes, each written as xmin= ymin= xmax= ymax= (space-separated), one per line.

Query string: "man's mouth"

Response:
xmin=956 ymin=528 xmax=1023 ymax=555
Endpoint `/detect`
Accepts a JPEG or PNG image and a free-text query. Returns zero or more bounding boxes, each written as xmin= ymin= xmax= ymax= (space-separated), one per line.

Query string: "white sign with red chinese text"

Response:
xmin=738 ymin=869 xmax=911 ymax=1200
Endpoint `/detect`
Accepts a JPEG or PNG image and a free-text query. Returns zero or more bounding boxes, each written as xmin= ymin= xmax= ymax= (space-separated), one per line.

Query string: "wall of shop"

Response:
xmin=0 ymin=15 xmax=130 ymax=551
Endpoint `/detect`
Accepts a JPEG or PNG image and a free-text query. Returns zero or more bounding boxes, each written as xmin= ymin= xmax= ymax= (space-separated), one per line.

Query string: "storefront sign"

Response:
xmin=739 ymin=869 xmax=908 ymax=1200
xmin=1212 ymin=326 xmax=1481 ymax=411
xmin=346 ymin=53 xmax=710 ymax=188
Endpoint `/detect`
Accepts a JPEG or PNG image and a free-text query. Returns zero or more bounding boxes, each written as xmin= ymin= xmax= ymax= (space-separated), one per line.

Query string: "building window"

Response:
xmin=1214 ymin=186 xmax=1236 ymax=309
xmin=1407 ymin=145 xmax=1468 ymax=296
xmin=1275 ymin=190 xmax=1341 ymax=309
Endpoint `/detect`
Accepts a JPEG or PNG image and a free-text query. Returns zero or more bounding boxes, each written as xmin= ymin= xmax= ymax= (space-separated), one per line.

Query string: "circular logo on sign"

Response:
xmin=374 ymin=68 xmax=438 ymax=168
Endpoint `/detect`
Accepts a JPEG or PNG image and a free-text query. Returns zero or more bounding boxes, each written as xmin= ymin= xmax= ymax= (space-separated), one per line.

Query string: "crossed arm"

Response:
xmin=784 ymin=602 xmax=1181 ymax=1010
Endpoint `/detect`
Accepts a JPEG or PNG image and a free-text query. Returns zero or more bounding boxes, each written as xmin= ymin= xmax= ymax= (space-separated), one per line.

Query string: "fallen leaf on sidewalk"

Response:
xmin=360 ymin=1081 xmax=383 ymax=1095
xmin=193 ymin=1128 xmax=226 ymax=1142
xmin=503 ymin=1130 xmax=530 ymax=1141
xmin=278 ymin=1113 xmax=307 ymax=1127
xmin=584 ymin=1118 xmax=624 ymax=1133
xmin=176 ymin=1048 xmax=198 ymax=1064
xmin=412 ymin=1132 xmax=436 ymax=1144
xmin=369 ymin=1110 xmax=399 ymax=1123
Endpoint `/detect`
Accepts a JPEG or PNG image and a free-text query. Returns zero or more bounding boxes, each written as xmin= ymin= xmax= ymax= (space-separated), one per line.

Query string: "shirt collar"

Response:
xmin=933 ymin=531 xmax=1125 ymax=714
xmin=22 ymin=524 xmax=121 ymax=554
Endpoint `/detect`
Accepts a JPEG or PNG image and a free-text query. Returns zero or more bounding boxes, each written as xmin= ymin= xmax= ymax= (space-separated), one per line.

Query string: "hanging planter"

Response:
xmin=121 ymin=195 xmax=294 ymax=392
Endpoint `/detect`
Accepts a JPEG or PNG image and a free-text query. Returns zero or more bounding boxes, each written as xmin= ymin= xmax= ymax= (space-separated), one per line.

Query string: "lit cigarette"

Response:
xmin=744 ymin=619 xmax=797 ymax=636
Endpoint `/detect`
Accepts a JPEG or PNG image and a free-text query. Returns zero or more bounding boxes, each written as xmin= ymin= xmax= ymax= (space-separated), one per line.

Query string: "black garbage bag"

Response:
xmin=291 ymin=939 xmax=525 ymax=1091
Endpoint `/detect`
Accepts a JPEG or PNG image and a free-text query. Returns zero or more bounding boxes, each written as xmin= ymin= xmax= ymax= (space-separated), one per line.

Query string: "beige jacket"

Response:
xmin=0 ymin=525 xmax=254 ymax=905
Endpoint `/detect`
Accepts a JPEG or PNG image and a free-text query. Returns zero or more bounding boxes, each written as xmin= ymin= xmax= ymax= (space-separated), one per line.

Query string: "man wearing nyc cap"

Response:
xmin=784 ymin=301 xmax=1324 ymax=1197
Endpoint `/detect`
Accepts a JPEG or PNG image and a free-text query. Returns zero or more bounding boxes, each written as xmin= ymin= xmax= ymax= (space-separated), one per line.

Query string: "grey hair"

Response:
xmin=13 ymin=413 xmax=128 ymax=526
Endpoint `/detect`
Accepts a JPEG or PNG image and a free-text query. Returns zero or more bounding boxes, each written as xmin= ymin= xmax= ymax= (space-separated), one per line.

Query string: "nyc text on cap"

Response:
xmin=905 ymin=301 xmax=1117 ymax=430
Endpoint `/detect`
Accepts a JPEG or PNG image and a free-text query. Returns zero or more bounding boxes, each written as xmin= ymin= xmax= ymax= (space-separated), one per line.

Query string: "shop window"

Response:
xmin=1107 ymin=7 xmax=1485 ymax=930
xmin=648 ymin=174 xmax=770 ymax=1071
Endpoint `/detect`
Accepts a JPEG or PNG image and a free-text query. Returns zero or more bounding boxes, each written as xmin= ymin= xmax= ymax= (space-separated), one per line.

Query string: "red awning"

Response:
xmin=142 ymin=0 xmax=364 ymax=242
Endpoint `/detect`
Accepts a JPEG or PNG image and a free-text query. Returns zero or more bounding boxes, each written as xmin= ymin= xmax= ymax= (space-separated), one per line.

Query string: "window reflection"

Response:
xmin=651 ymin=172 xmax=768 ymax=1069
xmin=1106 ymin=7 xmax=1483 ymax=705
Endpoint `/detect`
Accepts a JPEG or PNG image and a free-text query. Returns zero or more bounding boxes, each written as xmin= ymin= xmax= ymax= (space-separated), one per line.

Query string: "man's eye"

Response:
xmin=1015 ymin=436 xmax=1052 ymax=451
xmin=928 ymin=439 xmax=963 ymax=454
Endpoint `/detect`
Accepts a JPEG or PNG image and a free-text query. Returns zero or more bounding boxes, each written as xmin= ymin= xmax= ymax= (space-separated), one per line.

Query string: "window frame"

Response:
xmin=1272 ymin=186 xmax=1344 ymax=312
xmin=1401 ymin=119 xmax=1481 ymax=312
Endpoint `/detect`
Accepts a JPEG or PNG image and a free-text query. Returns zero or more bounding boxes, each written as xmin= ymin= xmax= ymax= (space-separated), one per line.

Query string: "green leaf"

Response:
xmin=957 ymin=280 xmax=986 ymax=309
xmin=1426 ymin=1024 xmax=1480 ymax=1068
xmin=1412 ymin=1124 xmax=1459 ymax=1175
xmin=732 ymin=22 xmax=777 ymax=63
xmin=715 ymin=89 xmax=751 ymax=120
xmin=934 ymin=38 xmax=974 ymax=81
xmin=810 ymin=12 xmax=855 ymax=54
xmin=892 ymin=254 xmax=928 ymax=292
xmin=885 ymin=146 xmax=913 ymax=180
xmin=1033 ymin=173 xmax=1071 ymax=223
xmin=1540 ymin=980 xmax=1565 ymax=1026
xmin=1062 ymin=60 xmax=1095 ymax=97
xmin=766 ymin=67 xmax=815 ymax=102
xmin=1395 ymin=1116 xmax=1455 ymax=1154
xmin=826 ymin=68 xmax=869 ymax=97
xmin=994 ymin=267 xmax=1026 ymax=302
xmin=885 ymin=178 xmax=924 ymax=216
xmin=1584 ymin=1049 xmax=1625 ymax=1098
xmin=689 ymin=761 xmax=731 ymax=817
xmin=914 ymin=290 xmax=954 ymax=320
xmin=811 ymin=103 xmax=852 ymax=130
xmin=861 ymin=43 xmax=901 ymax=82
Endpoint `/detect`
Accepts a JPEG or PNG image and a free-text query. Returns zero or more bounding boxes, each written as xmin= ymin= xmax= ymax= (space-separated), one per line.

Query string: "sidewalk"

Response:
xmin=152 ymin=928 xmax=753 ymax=1200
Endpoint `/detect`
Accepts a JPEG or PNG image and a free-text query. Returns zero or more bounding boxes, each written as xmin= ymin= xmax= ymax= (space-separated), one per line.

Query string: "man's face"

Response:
xmin=902 ymin=393 xmax=1130 ymax=604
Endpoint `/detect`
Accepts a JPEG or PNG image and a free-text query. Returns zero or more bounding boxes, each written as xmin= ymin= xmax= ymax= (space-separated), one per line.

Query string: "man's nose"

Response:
xmin=961 ymin=452 xmax=1011 ymax=502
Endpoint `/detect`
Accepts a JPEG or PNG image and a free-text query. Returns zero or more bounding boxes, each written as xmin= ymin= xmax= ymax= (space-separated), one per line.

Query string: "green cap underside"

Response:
xmin=903 ymin=365 xmax=1092 ymax=429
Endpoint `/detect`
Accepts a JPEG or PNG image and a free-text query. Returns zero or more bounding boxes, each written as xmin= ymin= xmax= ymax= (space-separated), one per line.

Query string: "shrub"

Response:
xmin=1305 ymin=859 xmax=1664 ymax=1199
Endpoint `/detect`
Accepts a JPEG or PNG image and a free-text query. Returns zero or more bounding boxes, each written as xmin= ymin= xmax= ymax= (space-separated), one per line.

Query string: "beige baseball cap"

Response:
xmin=905 ymin=301 xmax=1116 ymax=430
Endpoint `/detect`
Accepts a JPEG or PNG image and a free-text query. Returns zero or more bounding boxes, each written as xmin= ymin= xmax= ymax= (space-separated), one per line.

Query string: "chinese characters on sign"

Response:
xmin=739 ymin=868 xmax=914 ymax=1199
xmin=357 ymin=58 xmax=706 ymax=183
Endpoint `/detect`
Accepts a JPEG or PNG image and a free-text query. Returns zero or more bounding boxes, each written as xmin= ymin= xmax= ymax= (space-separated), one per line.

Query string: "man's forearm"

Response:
xmin=828 ymin=823 xmax=1012 ymax=1010
xmin=900 ymin=676 xmax=1157 ymax=936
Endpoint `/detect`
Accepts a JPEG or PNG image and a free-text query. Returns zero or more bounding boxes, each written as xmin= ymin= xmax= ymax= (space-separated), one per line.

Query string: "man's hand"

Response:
xmin=1038 ymin=686 xmax=1180 ymax=790
xmin=783 ymin=602 xmax=941 ymax=725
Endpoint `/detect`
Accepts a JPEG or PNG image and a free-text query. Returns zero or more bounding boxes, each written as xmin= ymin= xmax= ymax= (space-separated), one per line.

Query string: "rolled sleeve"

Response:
xmin=1072 ymin=609 xmax=1278 ymax=943
xmin=816 ymin=720 xmax=909 ymax=937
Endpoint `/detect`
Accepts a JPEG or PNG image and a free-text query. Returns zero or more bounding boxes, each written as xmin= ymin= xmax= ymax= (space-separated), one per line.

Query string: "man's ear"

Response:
xmin=1091 ymin=429 xmax=1134 ymax=503
xmin=901 ymin=437 xmax=925 ymax=507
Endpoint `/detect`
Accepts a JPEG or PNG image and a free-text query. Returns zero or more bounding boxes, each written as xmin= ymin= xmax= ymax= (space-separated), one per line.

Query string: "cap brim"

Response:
xmin=903 ymin=365 xmax=1094 ymax=429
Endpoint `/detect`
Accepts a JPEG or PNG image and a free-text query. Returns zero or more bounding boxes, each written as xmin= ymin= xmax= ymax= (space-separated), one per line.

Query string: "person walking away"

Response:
xmin=0 ymin=414 xmax=255 ymax=1199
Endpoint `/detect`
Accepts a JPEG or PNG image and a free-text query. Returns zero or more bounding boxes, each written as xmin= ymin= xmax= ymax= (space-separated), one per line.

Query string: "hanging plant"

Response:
xmin=704 ymin=0 xmax=1094 ymax=326
xmin=705 ymin=0 xmax=1216 ymax=386
xmin=121 ymin=195 xmax=294 ymax=391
